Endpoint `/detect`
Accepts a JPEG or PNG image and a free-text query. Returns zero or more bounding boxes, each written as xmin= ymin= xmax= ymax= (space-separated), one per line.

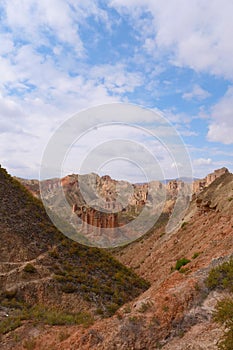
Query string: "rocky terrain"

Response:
xmin=0 ymin=166 xmax=149 ymax=349
xmin=16 ymin=168 xmax=227 ymax=248
xmin=1 ymin=167 xmax=232 ymax=349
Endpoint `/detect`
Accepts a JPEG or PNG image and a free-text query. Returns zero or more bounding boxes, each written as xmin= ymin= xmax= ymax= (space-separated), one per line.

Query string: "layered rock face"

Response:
xmin=16 ymin=168 xmax=229 ymax=242
xmin=72 ymin=204 xmax=118 ymax=233
xmin=192 ymin=167 xmax=228 ymax=194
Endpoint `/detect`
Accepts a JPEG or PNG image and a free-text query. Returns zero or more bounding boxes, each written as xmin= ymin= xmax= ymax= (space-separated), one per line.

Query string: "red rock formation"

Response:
xmin=73 ymin=205 xmax=118 ymax=233
xmin=192 ymin=167 xmax=229 ymax=194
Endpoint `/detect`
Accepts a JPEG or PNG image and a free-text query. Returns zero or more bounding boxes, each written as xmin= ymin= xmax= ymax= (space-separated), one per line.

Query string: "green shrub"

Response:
xmin=138 ymin=301 xmax=152 ymax=313
xmin=175 ymin=258 xmax=191 ymax=271
xmin=61 ymin=283 xmax=77 ymax=293
xmin=0 ymin=302 xmax=94 ymax=335
xmin=192 ymin=252 xmax=200 ymax=259
xmin=29 ymin=305 xmax=94 ymax=327
xmin=23 ymin=338 xmax=36 ymax=350
xmin=179 ymin=267 xmax=189 ymax=274
xmin=0 ymin=316 xmax=22 ymax=334
xmin=181 ymin=222 xmax=188 ymax=229
xmin=205 ymin=259 xmax=233 ymax=292
xmin=106 ymin=302 xmax=119 ymax=316
xmin=49 ymin=249 xmax=59 ymax=259
xmin=23 ymin=264 xmax=37 ymax=273
xmin=213 ymin=297 xmax=233 ymax=350
xmin=206 ymin=259 xmax=233 ymax=349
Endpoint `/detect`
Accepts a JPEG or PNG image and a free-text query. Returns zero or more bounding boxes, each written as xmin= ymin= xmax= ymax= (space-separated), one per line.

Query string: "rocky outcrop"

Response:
xmin=72 ymin=204 xmax=118 ymax=234
xmin=16 ymin=168 xmax=230 ymax=236
xmin=192 ymin=167 xmax=228 ymax=194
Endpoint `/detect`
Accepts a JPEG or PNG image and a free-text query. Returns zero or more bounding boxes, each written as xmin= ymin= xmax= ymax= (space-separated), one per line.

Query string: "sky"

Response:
xmin=0 ymin=0 xmax=233 ymax=182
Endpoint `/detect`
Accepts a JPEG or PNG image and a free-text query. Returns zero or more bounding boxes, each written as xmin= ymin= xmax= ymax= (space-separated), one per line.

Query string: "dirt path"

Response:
xmin=0 ymin=250 xmax=51 ymax=277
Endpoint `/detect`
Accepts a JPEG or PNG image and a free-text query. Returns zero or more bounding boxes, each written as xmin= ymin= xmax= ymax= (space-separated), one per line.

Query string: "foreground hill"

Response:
xmin=0 ymin=166 xmax=149 ymax=349
xmin=26 ymin=171 xmax=233 ymax=349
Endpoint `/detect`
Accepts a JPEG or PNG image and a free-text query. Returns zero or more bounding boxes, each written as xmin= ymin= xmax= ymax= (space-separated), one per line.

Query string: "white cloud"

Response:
xmin=193 ymin=158 xmax=212 ymax=166
xmin=207 ymin=86 xmax=233 ymax=144
xmin=182 ymin=84 xmax=210 ymax=101
xmin=207 ymin=123 xmax=233 ymax=145
xmin=2 ymin=0 xmax=84 ymax=55
xmin=110 ymin=0 xmax=233 ymax=80
xmin=109 ymin=0 xmax=233 ymax=149
xmin=0 ymin=0 xmax=232 ymax=180
xmin=89 ymin=64 xmax=143 ymax=94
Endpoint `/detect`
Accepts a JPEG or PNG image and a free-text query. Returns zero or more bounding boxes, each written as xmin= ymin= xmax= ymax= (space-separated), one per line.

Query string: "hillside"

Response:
xmin=0 ymin=166 xmax=149 ymax=349
xmin=25 ymin=171 xmax=233 ymax=349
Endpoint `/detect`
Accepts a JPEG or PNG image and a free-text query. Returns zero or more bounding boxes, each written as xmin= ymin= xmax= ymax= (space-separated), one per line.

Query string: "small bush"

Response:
xmin=61 ymin=283 xmax=77 ymax=293
xmin=207 ymin=259 xmax=233 ymax=349
xmin=23 ymin=338 xmax=36 ymax=350
xmin=106 ymin=302 xmax=119 ymax=316
xmin=23 ymin=264 xmax=37 ymax=274
xmin=192 ymin=252 xmax=200 ymax=259
xmin=181 ymin=222 xmax=188 ymax=229
xmin=213 ymin=297 xmax=233 ymax=350
xmin=0 ymin=316 xmax=22 ymax=334
xmin=179 ymin=267 xmax=189 ymax=274
xmin=49 ymin=249 xmax=59 ymax=259
xmin=3 ymin=289 xmax=17 ymax=299
xmin=138 ymin=301 xmax=152 ymax=313
xmin=175 ymin=258 xmax=191 ymax=271
xmin=58 ymin=331 xmax=70 ymax=342
xmin=123 ymin=305 xmax=131 ymax=314
xmin=162 ymin=305 xmax=169 ymax=312
xmin=205 ymin=259 xmax=233 ymax=292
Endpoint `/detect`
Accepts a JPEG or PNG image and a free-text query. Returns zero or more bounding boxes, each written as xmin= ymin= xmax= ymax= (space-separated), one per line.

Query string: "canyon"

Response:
xmin=17 ymin=167 xmax=229 ymax=247
xmin=0 ymin=166 xmax=232 ymax=349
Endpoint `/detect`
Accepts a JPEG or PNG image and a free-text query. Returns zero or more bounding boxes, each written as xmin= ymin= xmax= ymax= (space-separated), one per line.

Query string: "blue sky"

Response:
xmin=0 ymin=0 xmax=233 ymax=181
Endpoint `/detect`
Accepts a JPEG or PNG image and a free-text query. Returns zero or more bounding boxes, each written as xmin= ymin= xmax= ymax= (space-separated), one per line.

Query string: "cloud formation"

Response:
xmin=0 ymin=0 xmax=232 ymax=179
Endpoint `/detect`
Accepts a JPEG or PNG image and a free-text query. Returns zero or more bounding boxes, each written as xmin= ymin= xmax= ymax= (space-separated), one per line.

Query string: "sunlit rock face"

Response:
xmin=192 ymin=167 xmax=229 ymax=194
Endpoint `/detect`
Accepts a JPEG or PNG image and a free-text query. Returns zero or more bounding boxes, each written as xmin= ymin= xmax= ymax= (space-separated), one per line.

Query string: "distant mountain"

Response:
xmin=16 ymin=169 xmax=228 ymax=248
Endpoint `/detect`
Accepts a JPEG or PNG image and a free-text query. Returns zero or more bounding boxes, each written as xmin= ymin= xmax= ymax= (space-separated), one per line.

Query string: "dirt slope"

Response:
xmin=25 ymin=172 xmax=233 ymax=349
xmin=0 ymin=166 xmax=149 ymax=349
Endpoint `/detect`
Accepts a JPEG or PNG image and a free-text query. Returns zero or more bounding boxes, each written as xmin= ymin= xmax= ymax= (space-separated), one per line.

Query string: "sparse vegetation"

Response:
xmin=0 ymin=301 xmax=94 ymax=335
xmin=205 ymin=258 xmax=233 ymax=292
xmin=23 ymin=263 xmax=37 ymax=273
xmin=206 ymin=258 xmax=233 ymax=350
xmin=0 ymin=316 xmax=22 ymax=334
xmin=179 ymin=267 xmax=190 ymax=274
xmin=50 ymin=240 xmax=150 ymax=316
xmin=174 ymin=258 xmax=191 ymax=271
xmin=181 ymin=221 xmax=188 ymax=229
xmin=23 ymin=338 xmax=36 ymax=350
xmin=123 ymin=305 xmax=131 ymax=314
xmin=162 ymin=305 xmax=169 ymax=312
xmin=138 ymin=300 xmax=153 ymax=313
xmin=58 ymin=331 xmax=70 ymax=342
xmin=192 ymin=252 xmax=201 ymax=259
xmin=0 ymin=166 xmax=150 ymax=323
xmin=213 ymin=297 xmax=233 ymax=350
